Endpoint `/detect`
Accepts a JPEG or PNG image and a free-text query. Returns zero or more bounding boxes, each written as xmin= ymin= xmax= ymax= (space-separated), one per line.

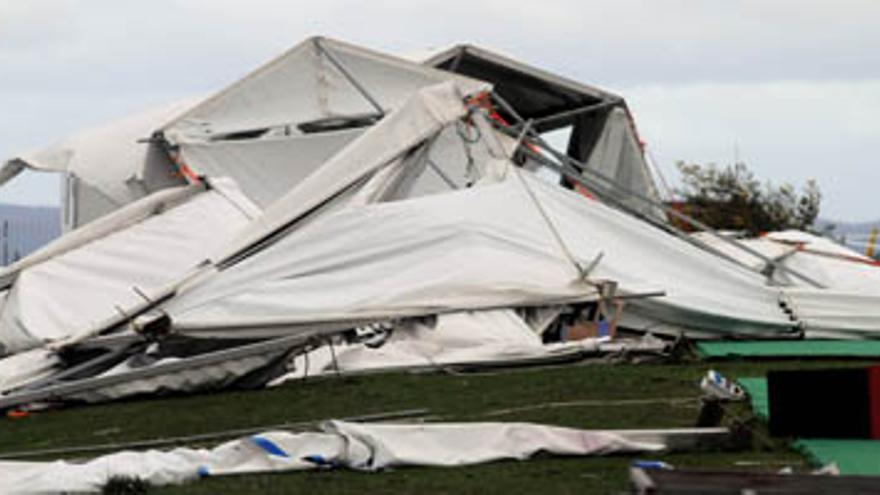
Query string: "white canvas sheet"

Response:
xmin=0 ymin=420 xmax=663 ymax=493
xmin=167 ymin=175 xmax=601 ymax=336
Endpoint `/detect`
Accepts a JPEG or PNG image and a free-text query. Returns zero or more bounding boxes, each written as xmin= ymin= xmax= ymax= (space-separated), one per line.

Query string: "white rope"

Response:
xmin=512 ymin=164 xmax=597 ymax=286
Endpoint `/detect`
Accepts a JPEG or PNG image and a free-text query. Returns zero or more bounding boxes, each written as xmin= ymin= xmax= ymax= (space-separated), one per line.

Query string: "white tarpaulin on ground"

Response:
xmin=0 ymin=420 xmax=664 ymax=493
xmin=0 ymin=179 xmax=260 ymax=354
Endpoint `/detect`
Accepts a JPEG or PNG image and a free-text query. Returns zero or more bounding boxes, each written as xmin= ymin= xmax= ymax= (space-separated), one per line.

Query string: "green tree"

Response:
xmin=675 ymin=161 xmax=821 ymax=236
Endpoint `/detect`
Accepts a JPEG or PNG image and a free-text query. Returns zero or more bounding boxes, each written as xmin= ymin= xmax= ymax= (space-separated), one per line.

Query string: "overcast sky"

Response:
xmin=1 ymin=0 xmax=878 ymax=221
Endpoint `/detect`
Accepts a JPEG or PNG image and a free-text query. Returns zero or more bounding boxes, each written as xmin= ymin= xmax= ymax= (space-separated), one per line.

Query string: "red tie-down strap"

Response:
xmin=168 ymin=149 xmax=201 ymax=184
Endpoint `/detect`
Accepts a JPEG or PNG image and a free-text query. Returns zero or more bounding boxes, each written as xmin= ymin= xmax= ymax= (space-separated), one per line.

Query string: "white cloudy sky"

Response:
xmin=1 ymin=0 xmax=878 ymax=221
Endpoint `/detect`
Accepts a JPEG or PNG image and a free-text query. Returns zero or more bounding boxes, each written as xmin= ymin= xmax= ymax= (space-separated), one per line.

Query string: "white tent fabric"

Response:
xmin=0 ymin=420 xmax=664 ymax=493
xmin=161 ymin=37 xmax=486 ymax=144
xmin=692 ymin=230 xmax=880 ymax=294
xmin=763 ymin=231 xmax=880 ymax=295
xmin=214 ymin=80 xmax=485 ymax=263
xmin=784 ymin=289 xmax=880 ymax=338
xmin=583 ymin=107 xmax=663 ymax=219
xmin=269 ymin=309 xmax=601 ymax=383
xmin=166 ymin=170 xmax=797 ymax=339
xmin=688 ymin=230 xmax=880 ymax=337
xmin=155 ymin=38 xmax=488 ymax=209
xmin=166 ymin=174 xmax=601 ymax=336
xmin=0 ymin=179 xmax=260 ymax=354
xmin=0 ymin=348 xmax=59 ymax=394
xmin=0 ymin=184 xmax=204 ymax=290
xmin=1 ymin=99 xmax=195 ymax=230
xmin=177 ymin=129 xmax=362 ymax=208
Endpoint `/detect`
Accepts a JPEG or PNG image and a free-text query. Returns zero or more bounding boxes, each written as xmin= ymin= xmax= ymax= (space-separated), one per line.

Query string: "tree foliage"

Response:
xmin=675 ymin=161 xmax=821 ymax=236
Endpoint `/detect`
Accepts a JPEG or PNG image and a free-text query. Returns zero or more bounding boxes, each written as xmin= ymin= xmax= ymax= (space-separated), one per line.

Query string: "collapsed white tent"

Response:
xmin=0 ymin=40 xmax=492 ymax=355
xmin=1 ymin=36 xmax=879 ymax=416
xmin=157 ymin=74 xmax=880 ymax=344
xmin=136 ymin=79 xmax=794 ymax=342
xmin=0 ymin=420 xmax=665 ymax=493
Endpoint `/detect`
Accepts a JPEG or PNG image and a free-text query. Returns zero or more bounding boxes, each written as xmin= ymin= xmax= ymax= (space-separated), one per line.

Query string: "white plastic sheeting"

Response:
xmin=0 ymin=420 xmax=664 ymax=493
xmin=0 ymin=179 xmax=260 ymax=354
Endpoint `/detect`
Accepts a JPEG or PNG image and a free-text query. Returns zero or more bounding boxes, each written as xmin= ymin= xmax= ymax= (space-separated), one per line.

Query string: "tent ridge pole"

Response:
xmin=313 ymin=38 xmax=385 ymax=118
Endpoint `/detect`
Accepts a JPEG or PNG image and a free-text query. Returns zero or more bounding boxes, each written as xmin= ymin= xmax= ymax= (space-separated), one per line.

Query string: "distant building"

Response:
xmin=0 ymin=204 xmax=60 ymax=265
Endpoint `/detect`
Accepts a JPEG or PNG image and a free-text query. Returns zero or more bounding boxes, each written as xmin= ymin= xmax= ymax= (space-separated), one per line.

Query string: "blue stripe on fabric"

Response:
xmin=251 ymin=435 xmax=290 ymax=458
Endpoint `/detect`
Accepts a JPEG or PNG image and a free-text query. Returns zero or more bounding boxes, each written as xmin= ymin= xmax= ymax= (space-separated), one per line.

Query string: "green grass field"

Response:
xmin=0 ymin=357 xmax=873 ymax=493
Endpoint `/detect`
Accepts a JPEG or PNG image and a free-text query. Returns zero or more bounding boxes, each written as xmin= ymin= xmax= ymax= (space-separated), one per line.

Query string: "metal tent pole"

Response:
xmin=528 ymin=99 xmax=621 ymax=130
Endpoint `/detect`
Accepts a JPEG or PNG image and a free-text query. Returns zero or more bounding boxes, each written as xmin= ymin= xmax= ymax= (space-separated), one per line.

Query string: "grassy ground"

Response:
xmin=0 ymin=357 xmax=874 ymax=493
